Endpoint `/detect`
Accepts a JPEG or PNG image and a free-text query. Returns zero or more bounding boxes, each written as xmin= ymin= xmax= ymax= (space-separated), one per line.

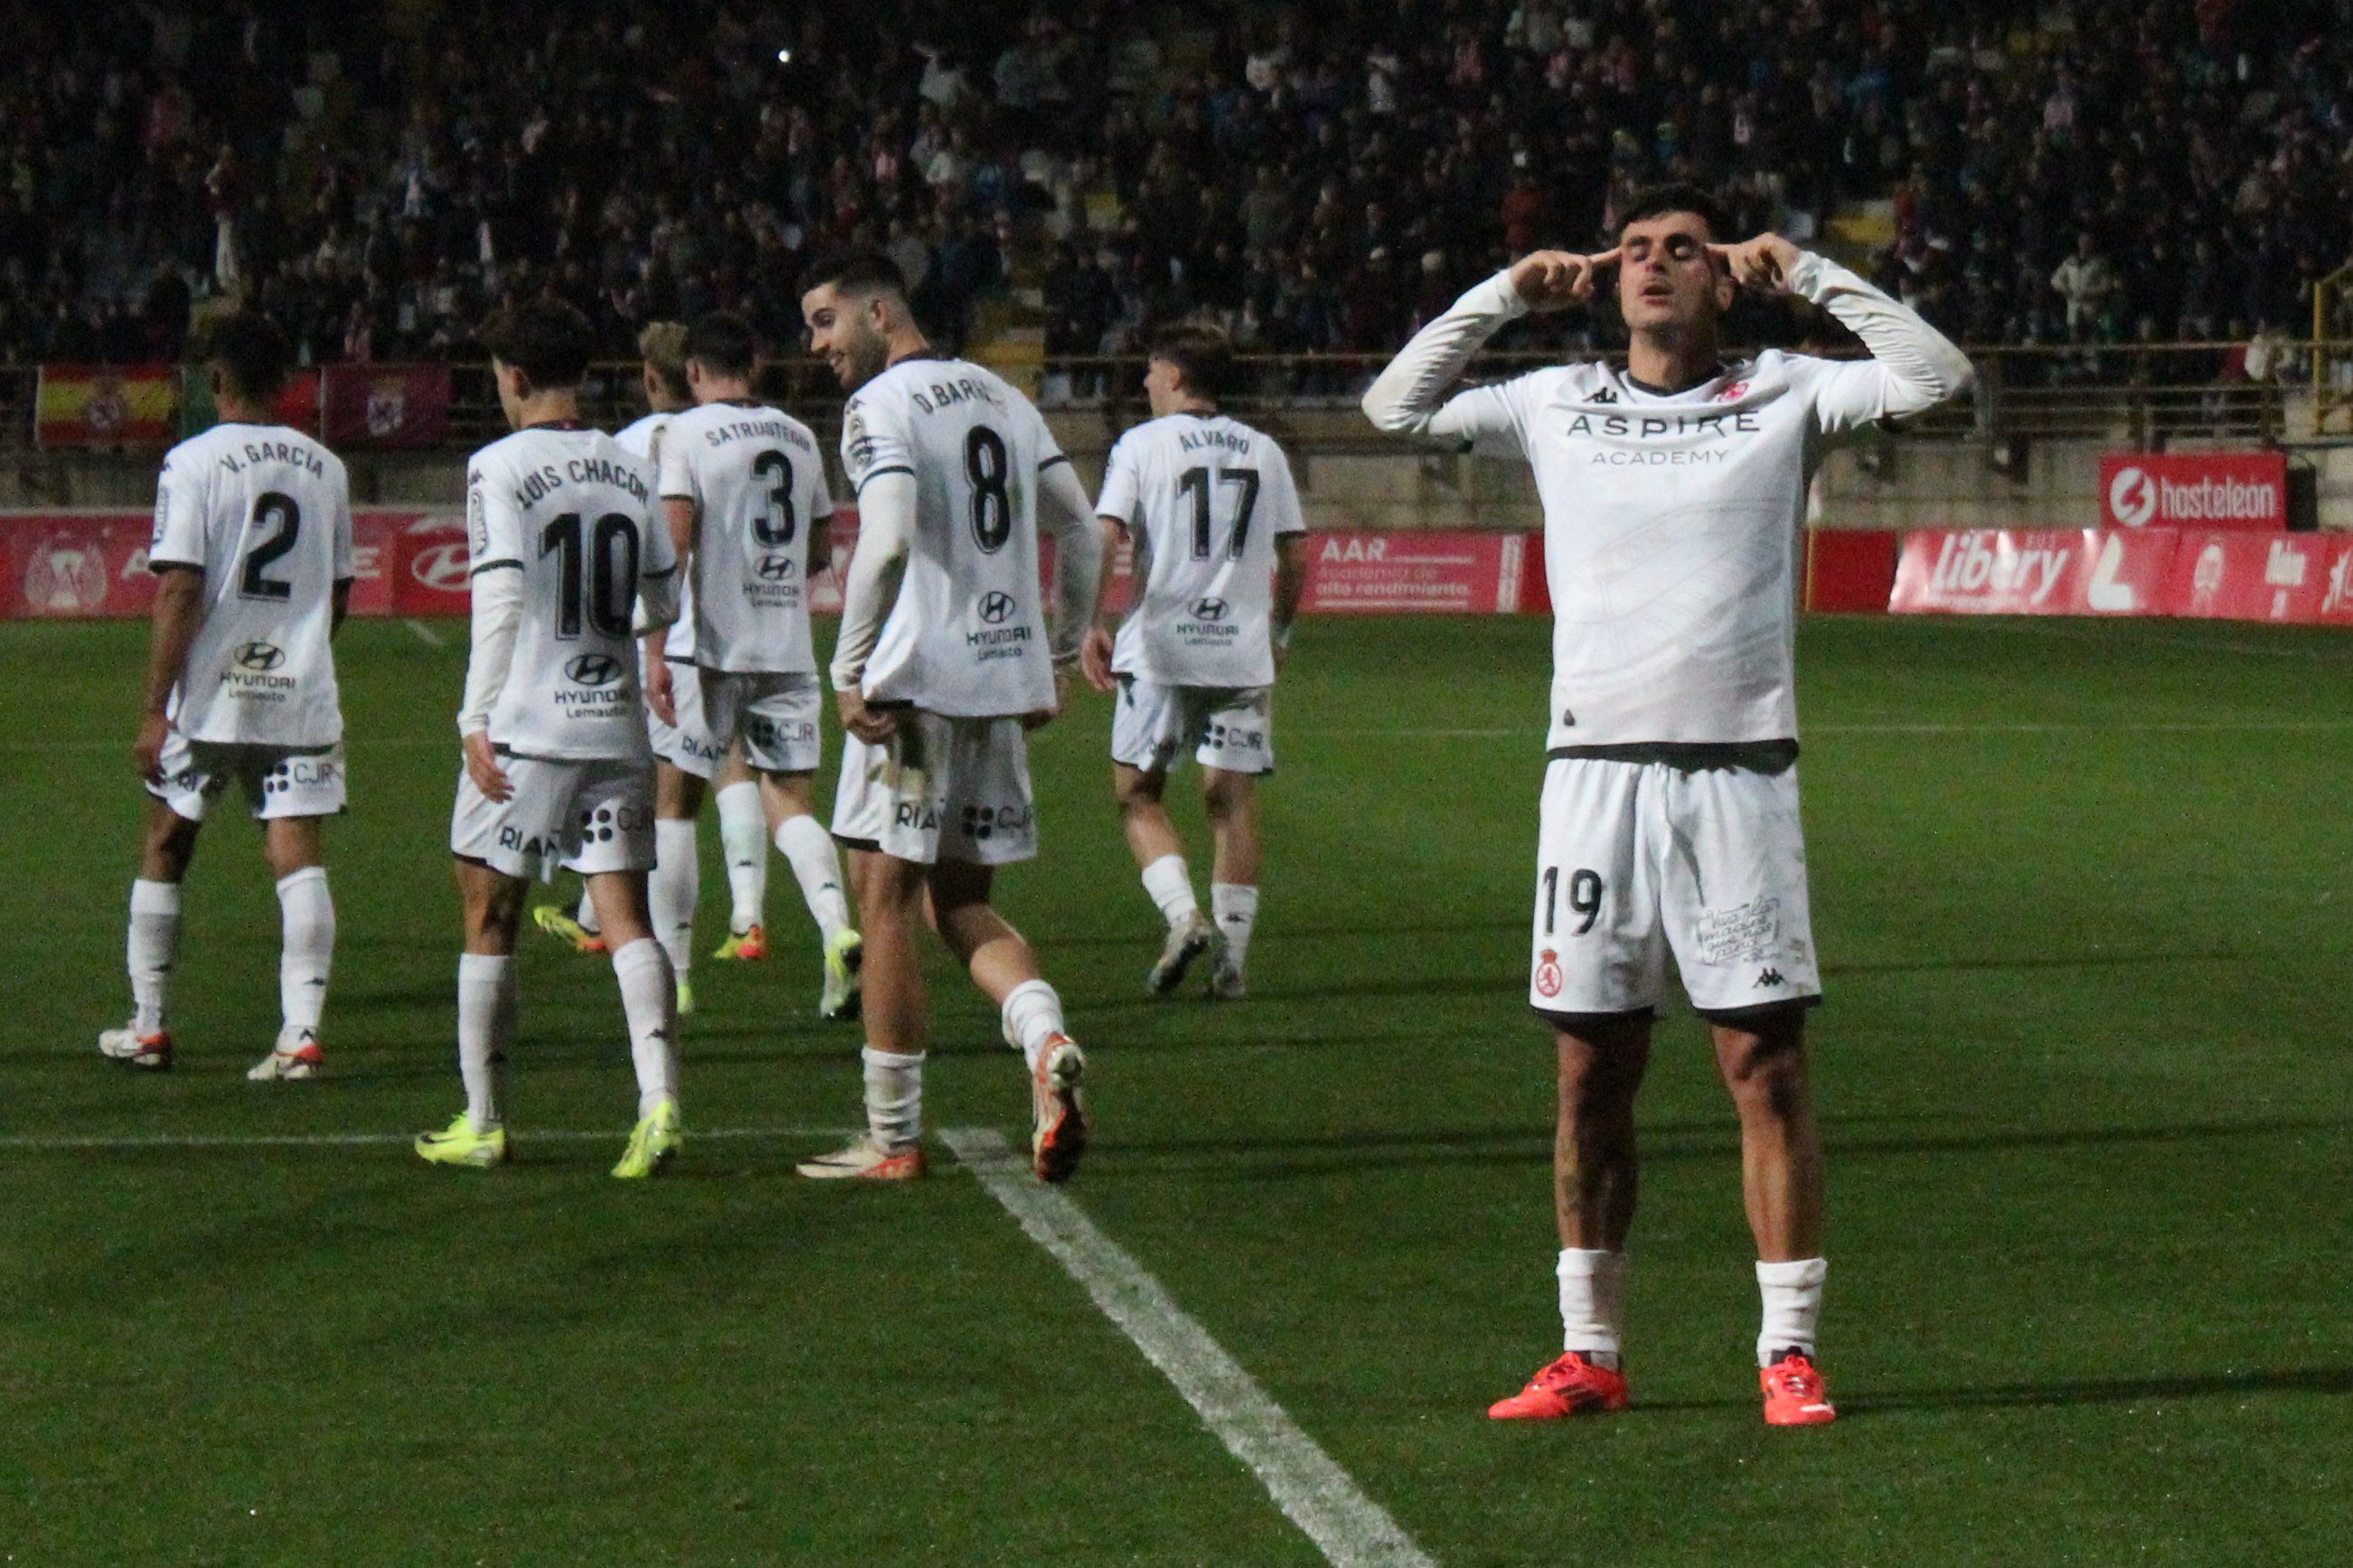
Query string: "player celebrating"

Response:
xmin=417 ymin=299 xmax=684 ymax=1178
xmin=1079 ymin=324 xmax=1307 ymax=1000
xmin=645 ymin=311 xmax=861 ymax=1019
xmin=100 ymin=312 xmax=352 ymax=1080
xmin=1362 ymin=185 xmax=1972 ymax=1425
xmin=793 ymin=250 xmax=1105 ymax=1182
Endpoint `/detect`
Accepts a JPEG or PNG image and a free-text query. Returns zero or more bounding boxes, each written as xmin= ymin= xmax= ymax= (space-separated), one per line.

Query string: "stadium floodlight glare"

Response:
xmin=776 ymin=49 xmax=792 ymax=64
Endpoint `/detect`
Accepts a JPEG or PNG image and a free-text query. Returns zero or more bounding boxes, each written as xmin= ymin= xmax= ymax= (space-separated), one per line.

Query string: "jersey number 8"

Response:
xmin=965 ymin=427 xmax=1011 ymax=553
xmin=541 ymin=512 xmax=640 ymax=639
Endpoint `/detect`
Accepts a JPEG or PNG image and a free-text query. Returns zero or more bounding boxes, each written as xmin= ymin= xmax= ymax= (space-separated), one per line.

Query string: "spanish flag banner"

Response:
xmin=179 ymin=365 xmax=322 ymax=437
xmin=36 ymin=365 xmax=180 ymax=448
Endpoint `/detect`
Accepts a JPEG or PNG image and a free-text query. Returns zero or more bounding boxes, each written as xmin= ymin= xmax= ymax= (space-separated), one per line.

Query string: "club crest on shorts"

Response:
xmin=1534 ymin=947 xmax=1563 ymax=999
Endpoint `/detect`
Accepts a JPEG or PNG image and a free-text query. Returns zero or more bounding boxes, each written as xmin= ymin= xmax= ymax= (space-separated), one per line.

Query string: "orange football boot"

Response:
xmin=1761 ymin=1351 xmax=1837 ymax=1426
xmin=1487 ymin=1351 xmax=1630 ymax=1419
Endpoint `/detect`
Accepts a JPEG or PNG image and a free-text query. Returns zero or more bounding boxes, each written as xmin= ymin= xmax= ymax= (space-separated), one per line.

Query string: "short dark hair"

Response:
xmin=204 ymin=311 xmax=293 ymax=401
xmin=1617 ymin=183 xmax=1733 ymax=243
xmin=803 ymin=249 xmax=908 ymax=301
xmin=1148 ymin=322 xmax=1236 ymax=402
xmin=480 ymin=298 xmax=595 ymax=388
xmin=684 ymin=311 xmax=758 ymax=378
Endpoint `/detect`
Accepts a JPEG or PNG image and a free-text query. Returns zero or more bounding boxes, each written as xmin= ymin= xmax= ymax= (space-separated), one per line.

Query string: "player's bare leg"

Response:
xmin=929 ymin=859 xmax=1087 ymax=1182
xmin=760 ymin=770 xmax=860 ymax=1018
xmin=248 ymin=814 xmax=334 ymax=1080
xmin=651 ymin=760 xmax=704 ymax=1011
xmin=1201 ymin=766 xmax=1260 ymax=998
xmin=1712 ymin=1005 xmax=1835 ymax=1424
xmin=711 ymin=747 xmax=768 ymax=956
xmin=103 ymin=800 xmax=202 ymax=1069
xmin=1490 ymin=1014 xmax=1649 ymax=1419
xmin=1115 ymin=762 xmax=1216 ymax=995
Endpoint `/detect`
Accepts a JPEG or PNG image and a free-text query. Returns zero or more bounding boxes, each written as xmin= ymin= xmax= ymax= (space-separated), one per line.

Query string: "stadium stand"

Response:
xmin=0 ymin=0 xmax=2344 ymax=381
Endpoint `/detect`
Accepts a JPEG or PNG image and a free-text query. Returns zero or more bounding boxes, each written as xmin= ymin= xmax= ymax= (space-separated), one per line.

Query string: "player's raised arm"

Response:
xmin=1712 ymin=235 xmax=1974 ymax=432
xmin=1360 ymin=249 xmax=1614 ymax=450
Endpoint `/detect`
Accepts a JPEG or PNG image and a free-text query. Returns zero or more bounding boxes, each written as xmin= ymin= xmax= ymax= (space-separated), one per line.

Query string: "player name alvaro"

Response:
xmin=512 ymin=458 xmax=651 ymax=510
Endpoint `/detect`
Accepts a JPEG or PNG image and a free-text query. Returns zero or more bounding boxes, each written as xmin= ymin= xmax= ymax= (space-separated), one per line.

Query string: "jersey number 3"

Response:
xmin=750 ymin=449 xmax=797 ymax=545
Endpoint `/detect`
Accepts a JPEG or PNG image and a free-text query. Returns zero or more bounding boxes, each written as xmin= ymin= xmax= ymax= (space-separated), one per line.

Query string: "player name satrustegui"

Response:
xmin=700 ymin=417 xmax=817 ymax=451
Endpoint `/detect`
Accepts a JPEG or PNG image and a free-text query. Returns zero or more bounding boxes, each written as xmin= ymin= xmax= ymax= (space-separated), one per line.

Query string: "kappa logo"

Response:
xmin=1755 ymin=967 xmax=1786 ymax=989
xmin=1589 ymin=388 xmax=1619 ymax=405
xmin=565 ymin=653 xmax=624 ymax=688
xmin=978 ymin=590 xmax=1017 ymax=625
xmin=233 ymin=641 xmax=287 ymax=671
xmin=410 ymin=537 xmax=471 ymax=592
xmin=754 ymin=554 xmax=797 ymax=582
xmin=1191 ymin=596 xmax=1230 ymax=622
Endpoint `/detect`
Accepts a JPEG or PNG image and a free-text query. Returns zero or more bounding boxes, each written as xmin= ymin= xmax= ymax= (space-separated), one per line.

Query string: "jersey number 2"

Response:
xmin=541 ymin=512 xmax=639 ymax=638
xmin=1178 ymin=467 xmax=1260 ymax=560
xmin=240 ymin=493 xmax=301 ymax=601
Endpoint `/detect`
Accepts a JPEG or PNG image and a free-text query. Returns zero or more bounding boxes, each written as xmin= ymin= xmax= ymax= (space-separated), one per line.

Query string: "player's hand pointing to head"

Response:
xmin=1707 ymin=234 xmax=1802 ymax=293
xmin=1507 ymin=249 xmax=1619 ymax=313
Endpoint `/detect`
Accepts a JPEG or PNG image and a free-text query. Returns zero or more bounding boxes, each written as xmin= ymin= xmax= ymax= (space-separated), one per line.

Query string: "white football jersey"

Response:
xmin=614 ymin=410 xmax=692 ymax=654
xmin=658 ymin=399 xmax=833 ymax=674
xmin=1097 ymin=411 xmax=1305 ymax=688
xmin=466 ymin=421 xmax=675 ymax=760
xmin=1443 ymin=350 xmax=1898 ymax=748
xmin=839 ymin=356 xmax=1068 ymax=716
xmin=149 ymin=422 xmax=353 ymax=746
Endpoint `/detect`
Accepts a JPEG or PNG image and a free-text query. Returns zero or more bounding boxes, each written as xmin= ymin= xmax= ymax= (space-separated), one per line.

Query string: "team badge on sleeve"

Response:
xmin=1534 ymin=947 xmax=1563 ymax=1000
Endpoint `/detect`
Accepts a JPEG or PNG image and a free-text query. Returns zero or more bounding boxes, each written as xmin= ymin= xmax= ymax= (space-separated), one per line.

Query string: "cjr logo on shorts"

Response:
xmin=978 ymin=590 xmax=1017 ymax=624
xmin=1191 ymin=596 xmax=1229 ymax=621
xmin=565 ymin=653 xmax=623 ymax=688
xmin=233 ymin=641 xmax=286 ymax=671
xmin=755 ymin=554 xmax=797 ymax=582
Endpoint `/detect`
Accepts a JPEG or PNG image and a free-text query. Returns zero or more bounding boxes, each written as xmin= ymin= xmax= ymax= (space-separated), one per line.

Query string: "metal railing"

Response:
xmin=0 ymin=342 xmax=2329 ymax=456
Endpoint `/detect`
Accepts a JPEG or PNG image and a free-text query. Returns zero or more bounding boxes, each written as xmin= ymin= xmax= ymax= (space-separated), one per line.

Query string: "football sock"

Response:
xmin=1557 ymin=1248 xmax=1628 ymax=1368
xmin=274 ymin=867 xmax=334 ymax=1035
xmin=716 ymin=781 xmax=767 ymax=934
xmin=456 ymin=952 xmax=513 ymax=1131
xmin=861 ymin=1046 xmax=925 ymax=1151
xmin=127 ymin=878 xmax=181 ymax=1035
xmin=1755 ymin=1257 xmax=1828 ymax=1366
xmin=611 ymin=937 xmax=679 ymax=1119
xmin=1141 ymin=853 xmax=1199 ymax=928
xmin=650 ymin=818 xmax=699 ymax=978
xmin=1000 ymin=978 xmax=1068 ymax=1072
xmin=776 ymin=812 xmax=851 ymax=943
xmin=574 ymin=883 xmax=601 ymax=935
xmin=1211 ymin=882 xmax=1260 ymax=972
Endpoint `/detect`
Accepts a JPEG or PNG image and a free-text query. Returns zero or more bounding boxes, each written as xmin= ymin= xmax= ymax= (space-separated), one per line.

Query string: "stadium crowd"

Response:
xmin=0 ymin=0 xmax=2345 ymax=372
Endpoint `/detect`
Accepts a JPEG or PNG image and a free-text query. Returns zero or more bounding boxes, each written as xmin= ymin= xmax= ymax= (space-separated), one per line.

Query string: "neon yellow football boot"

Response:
xmin=819 ymin=929 xmax=863 ymax=1021
xmin=612 ymin=1098 xmax=682 ymax=1179
xmin=414 ymin=1113 xmax=508 ymax=1169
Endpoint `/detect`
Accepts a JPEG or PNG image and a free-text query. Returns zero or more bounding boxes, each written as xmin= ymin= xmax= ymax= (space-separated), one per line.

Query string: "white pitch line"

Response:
xmin=942 ymin=1126 xmax=1434 ymax=1568
xmin=402 ymin=617 xmax=447 ymax=648
xmin=0 ymin=1123 xmax=845 ymax=1152
xmin=1291 ymin=718 xmax=2353 ymax=739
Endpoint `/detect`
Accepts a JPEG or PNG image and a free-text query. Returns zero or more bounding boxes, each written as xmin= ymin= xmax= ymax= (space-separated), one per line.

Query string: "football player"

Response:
xmin=795 ymin=250 xmax=1105 ymax=1183
xmin=416 ymin=299 xmax=684 ymax=1178
xmin=1364 ymin=184 xmax=1972 ymax=1425
xmin=1080 ymin=323 xmax=1307 ymax=1000
xmin=102 ymin=312 xmax=353 ymax=1081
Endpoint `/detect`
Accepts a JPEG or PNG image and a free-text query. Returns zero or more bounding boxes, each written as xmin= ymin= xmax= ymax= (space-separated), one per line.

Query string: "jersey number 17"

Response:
xmin=1178 ymin=467 xmax=1259 ymax=560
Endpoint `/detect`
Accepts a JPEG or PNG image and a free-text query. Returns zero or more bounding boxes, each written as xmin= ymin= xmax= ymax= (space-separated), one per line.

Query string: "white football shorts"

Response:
xmin=149 ymin=734 xmax=348 ymax=822
xmin=701 ymin=670 xmax=823 ymax=775
xmin=1110 ymin=677 xmax=1275 ymax=775
xmin=830 ymin=711 xmax=1035 ymax=866
xmin=1528 ymin=755 xmax=1821 ymax=1018
xmin=450 ymin=753 xmax=656 ymax=882
xmin=645 ymin=655 xmax=724 ymax=779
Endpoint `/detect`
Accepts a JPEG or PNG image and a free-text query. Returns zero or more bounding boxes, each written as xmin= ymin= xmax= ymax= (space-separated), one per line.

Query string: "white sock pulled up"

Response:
xmin=275 ymin=866 xmax=334 ymax=1035
xmin=1211 ymin=882 xmax=1259 ymax=972
xmin=716 ymin=780 xmax=767 ymax=934
xmin=456 ymin=952 xmax=513 ymax=1131
xmin=610 ymin=936 xmax=678 ymax=1119
xmin=776 ymin=812 xmax=851 ymax=944
xmin=861 ymin=1046 xmax=925 ymax=1151
xmin=1141 ymin=853 xmax=1198 ymax=928
xmin=650 ymin=818 xmax=699 ymax=977
xmin=127 ymin=878 xmax=182 ymax=1035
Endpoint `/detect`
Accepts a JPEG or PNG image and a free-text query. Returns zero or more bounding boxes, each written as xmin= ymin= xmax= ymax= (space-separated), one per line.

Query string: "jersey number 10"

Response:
xmin=541 ymin=512 xmax=640 ymax=638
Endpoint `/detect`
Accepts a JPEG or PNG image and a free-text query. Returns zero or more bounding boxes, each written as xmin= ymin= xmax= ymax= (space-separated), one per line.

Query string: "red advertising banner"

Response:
xmin=1805 ymin=530 xmax=1899 ymax=613
xmin=1299 ymin=530 xmax=1527 ymax=614
xmin=322 ymin=364 xmax=453 ymax=448
xmin=36 ymin=365 xmax=180 ymax=448
xmin=1891 ymin=529 xmax=2178 ymax=616
xmin=2167 ymin=530 xmax=2345 ymax=623
xmin=2100 ymin=453 xmax=2286 ymax=531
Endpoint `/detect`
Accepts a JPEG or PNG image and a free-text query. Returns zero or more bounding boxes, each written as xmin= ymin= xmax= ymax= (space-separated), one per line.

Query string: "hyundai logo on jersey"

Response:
xmin=565 ymin=653 xmax=623 ymax=688
xmin=233 ymin=641 xmax=287 ymax=671
xmin=755 ymin=554 xmax=797 ymax=581
xmin=979 ymin=591 xmax=1017 ymax=624
xmin=1191 ymin=596 xmax=1230 ymax=622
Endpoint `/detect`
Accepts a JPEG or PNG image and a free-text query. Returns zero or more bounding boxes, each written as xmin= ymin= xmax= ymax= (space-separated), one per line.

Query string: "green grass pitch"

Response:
xmin=4 ymin=612 xmax=2349 ymax=1565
